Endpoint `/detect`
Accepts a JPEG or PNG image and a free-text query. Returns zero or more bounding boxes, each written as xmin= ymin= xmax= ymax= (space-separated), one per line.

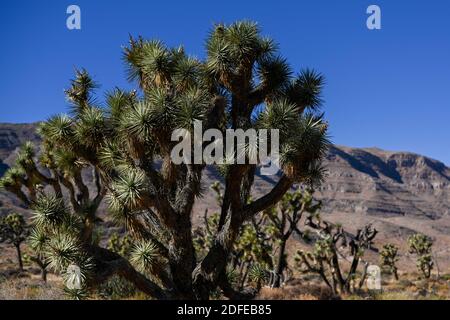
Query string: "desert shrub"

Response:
xmin=97 ymin=275 xmax=137 ymax=300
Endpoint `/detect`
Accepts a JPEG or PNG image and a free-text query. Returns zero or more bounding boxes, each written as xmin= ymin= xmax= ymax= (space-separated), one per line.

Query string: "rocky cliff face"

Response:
xmin=316 ymin=146 xmax=450 ymax=219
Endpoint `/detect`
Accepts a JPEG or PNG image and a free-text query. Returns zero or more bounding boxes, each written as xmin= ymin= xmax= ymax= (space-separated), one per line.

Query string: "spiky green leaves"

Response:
xmin=16 ymin=141 xmax=35 ymax=167
xmin=39 ymin=115 xmax=75 ymax=147
xmin=121 ymin=100 xmax=156 ymax=144
xmin=118 ymin=83 xmax=212 ymax=149
xmin=46 ymin=232 xmax=81 ymax=272
xmin=21 ymin=141 xmax=35 ymax=156
xmin=226 ymin=21 xmax=261 ymax=60
xmin=174 ymin=88 xmax=210 ymax=130
xmin=124 ymin=38 xmax=193 ymax=89
xmin=130 ymin=240 xmax=159 ymax=272
xmin=64 ymin=287 xmax=89 ymax=300
xmin=28 ymin=227 xmax=50 ymax=255
xmin=98 ymin=141 xmax=127 ymax=171
xmin=206 ymin=36 xmax=233 ymax=81
xmin=52 ymin=149 xmax=83 ymax=176
xmin=75 ymin=107 xmax=107 ymax=150
xmin=106 ymin=88 xmax=136 ymax=122
xmin=279 ymin=114 xmax=329 ymax=182
xmin=257 ymin=56 xmax=292 ymax=95
xmin=284 ymin=69 xmax=324 ymax=111
xmin=207 ymin=21 xmax=273 ymax=72
xmin=114 ymin=169 xmax=148 ymax=208
xmin=140 ymin=41 xmax=173 ymax=86
xmin=108 ymin=168 xmax=151 ymax=222
xmin=143 ymin=87 xmax=173 ymax=128
xmin=206 ymin=21 xmax=277 ymax=87
xmin=45 ymin=232 xmax=94 ymax=300
xmin=65 ymin=69 xmax=98 ymax=114
xmin=257 ymin=99 xmax=329 ymax=183
xmin=174 ymin=57 xmax=202 ymax=90
xmin=257 ymin=99 xmax=299 ymax=137
xmin=0 ymin=166 xmax=26 ymax=189
xmin=408 ymin=234 xmax=433 ymax=255
xmin=107 ymin=232 xmax=133 ymax=258
xmin=38 ymin=72 xmax=108 ymax=162
xmin=32 ymin=194 xmax=68 ymax=228
xmin=46 ymin=232 xmax=94 ymax=282
xmin=248 ymin=264 xmax=269 ymax=284
xmin=28 ymin=191 xmax=93 ymax=297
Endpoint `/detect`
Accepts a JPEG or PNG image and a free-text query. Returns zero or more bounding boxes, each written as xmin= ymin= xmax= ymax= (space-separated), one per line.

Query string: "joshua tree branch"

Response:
xmin=90 ymin=246 xmax=169 ymax=299
xmin=59 ymin=175 xmax=81 ymax=212
xmin=243 ymin=175 xmax=292 ymax=220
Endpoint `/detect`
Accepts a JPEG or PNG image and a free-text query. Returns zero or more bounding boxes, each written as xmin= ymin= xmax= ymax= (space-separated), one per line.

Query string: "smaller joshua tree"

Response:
xmin=380 ymin=243 xmax=399 ymax=280
xmin=296 ymin=216 xmax=377 ymax=295
xmin=408 ymin=234 xmax=434 ymax=279
xmin=0 ymin=213 xmax=29 ymax=271
xmin=264 ymin=188 xmax=321 ymax=288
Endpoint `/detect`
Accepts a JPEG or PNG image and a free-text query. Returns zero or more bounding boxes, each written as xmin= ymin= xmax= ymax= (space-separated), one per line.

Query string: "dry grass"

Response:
xmin=0 ymin=277 xmax=64 ymax=300
xmin=256 ymin=279 xmax=335 ymax=300
xmin=0 ymin=258 xmax=448 ymax=300
xmin=255 ymin=274 xmax=450 ymax=301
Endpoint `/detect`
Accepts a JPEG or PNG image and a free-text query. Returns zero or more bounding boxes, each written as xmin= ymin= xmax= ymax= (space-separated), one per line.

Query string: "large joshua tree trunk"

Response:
xmin=168 ymin=218 xmax=196 ymax=299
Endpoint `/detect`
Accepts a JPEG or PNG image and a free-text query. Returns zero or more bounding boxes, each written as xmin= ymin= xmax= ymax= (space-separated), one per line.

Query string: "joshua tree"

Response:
xmin=0 ymin=21 xmax=329 ymax=299
xmin=0 ymin=213 xmax=29 ymax=271
xmin=380 ymin=243 xmax=399 ymax=280
xmin=264 ymin=188 xmax=321 ymax=288
xmin=408 ymin=234 xmax=434 ymax=279
xmin=296 ymin=216 xmax=377 ymax=295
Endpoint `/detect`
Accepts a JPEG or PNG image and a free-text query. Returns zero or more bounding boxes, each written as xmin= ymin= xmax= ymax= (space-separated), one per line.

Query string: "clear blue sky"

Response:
xmin=1 ymin=1 xmax=449 ymax=164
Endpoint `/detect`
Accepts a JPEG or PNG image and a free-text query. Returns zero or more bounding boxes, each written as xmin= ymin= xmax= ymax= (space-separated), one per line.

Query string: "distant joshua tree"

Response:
xmin=264 ymin=188 xmax=321 ymax=288
xmin=380 ymin=243 xmax=399 ymax=280
xmin=0 ymin=21 xmax=329 ymax=299
xmin=408 ymin=234 xmax=434 ymax=279
xmin=0 ymin=213 xmax=29 ymax=271
xmin=296 ymin=218 xmax=377 ymax=295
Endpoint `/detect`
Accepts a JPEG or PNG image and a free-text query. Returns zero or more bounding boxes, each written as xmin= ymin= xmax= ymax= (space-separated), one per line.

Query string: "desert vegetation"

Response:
xmin=0 ymin=213 xmax=29 ymax=271
xmin=0 ymin=21 xmax=449 ymax=301
xmin=0 ymin=21 xmax=330 ymax=300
